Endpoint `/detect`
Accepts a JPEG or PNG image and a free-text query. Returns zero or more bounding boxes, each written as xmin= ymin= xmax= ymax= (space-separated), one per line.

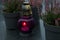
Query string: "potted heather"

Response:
xmin=3 ymin=0 xmax=22 ymax=30
xmin=43 ymin=8 xmax=60 ymax=40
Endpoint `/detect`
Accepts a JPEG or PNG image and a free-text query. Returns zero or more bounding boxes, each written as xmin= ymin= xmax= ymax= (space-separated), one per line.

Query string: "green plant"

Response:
xmin=44 ymin=11 xmax=60 ymax=26
xmin=57 ymin=14 xmax=60 ymax=18
xmin=4 ymin=0 xmax=22 ymax=13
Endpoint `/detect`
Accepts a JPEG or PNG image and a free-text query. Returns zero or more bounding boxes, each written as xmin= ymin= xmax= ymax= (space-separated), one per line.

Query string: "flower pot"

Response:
xmin=44 ymin=23 xmax=60 ymax=40
xmin=31 ymin=6 xmax=39 ymax=25
xmin=4 ymin=12 xmax=19 ymax=30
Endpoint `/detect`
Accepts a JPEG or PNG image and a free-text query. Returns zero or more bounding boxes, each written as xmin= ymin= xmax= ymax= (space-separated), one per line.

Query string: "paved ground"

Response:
xmin=6 ymin=24 xmax=41 ymax=40
xmin=0 ymin=11 xmax=6 ymax=40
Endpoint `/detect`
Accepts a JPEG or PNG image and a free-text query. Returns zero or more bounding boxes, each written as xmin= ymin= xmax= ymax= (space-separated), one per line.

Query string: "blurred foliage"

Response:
xmin=4 ymin=0 xmax=23 ymax=13
xmin=44 ymin=10 xmax=60 ymax=25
